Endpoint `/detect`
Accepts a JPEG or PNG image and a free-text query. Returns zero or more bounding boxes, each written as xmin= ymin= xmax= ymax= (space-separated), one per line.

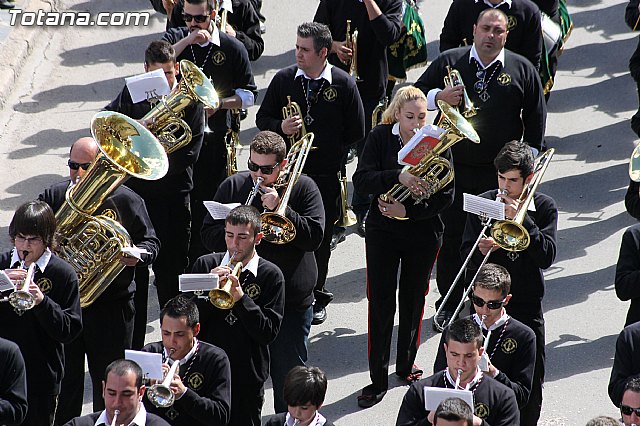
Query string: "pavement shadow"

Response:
xmin=252 ymin=49 xmax=295 ymax=79
xmin=568 ymin=3 xmax=630 ymax=42
xmin=0 ymin=174 xmax=64 ymax=214
xmin=325 ymin=267 xmax=367 ymax=305
xmin=545 ymin=333 xmax=618 ymax=382
xmin=7 ymin=128 xmax=89 ymax=160
xmin=544 ymin=264 xmax=617 ymax=314
xmin=548 ymin=74 xmax=635 ymax=117
xmin=59 ymin=33 xmax=161 ymax=68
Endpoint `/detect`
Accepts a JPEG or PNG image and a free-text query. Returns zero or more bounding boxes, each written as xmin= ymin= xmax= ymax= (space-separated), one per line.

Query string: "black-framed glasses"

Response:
xmin=247 ymin=159 xmax=279 ymax=175
xmin=182 ymin=13 xmax=209 ymax=23
xmin=67 ymin=160 xmax=92 ymax=171
xmin=621 ymin=404 xmax=640 ymax=416
xmin=470 ymin=293 xmax=506 ymax=310
xmin=15 ymin=235 xmax=43 ymax=245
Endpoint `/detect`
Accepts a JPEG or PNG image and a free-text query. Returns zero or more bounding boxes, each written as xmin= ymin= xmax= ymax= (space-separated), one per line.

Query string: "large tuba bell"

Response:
xmin=345 ymin=20 xmax=362 ymax=82
xmin=282 ymin=96 xmax=307 ymax=147
xmin=143 ymin=60 xmax=219 ymax=154
xmin=55 ymin=112 xmax=169 ymax=308
xmin=261 ymin=133 xmax=315 ymax=244
xmin=379 ymin=100 xmax=480 ymax=220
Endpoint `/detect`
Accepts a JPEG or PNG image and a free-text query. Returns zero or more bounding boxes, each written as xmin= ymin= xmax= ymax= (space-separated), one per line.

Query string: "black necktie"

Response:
xmin=307 ymin=78 xmax=323 ymax=103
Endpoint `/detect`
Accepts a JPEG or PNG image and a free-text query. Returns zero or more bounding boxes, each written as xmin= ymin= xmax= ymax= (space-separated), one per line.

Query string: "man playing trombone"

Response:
xmin=460 ymin=141 xmax=557 ymax=426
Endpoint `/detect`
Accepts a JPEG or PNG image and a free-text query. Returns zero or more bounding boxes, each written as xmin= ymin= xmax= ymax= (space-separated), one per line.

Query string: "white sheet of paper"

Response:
xmin=125 ymin=350 xmax=164 ymax=380
xmin=463 ymin=193 xmax=505 ymax=221
xmin=125 ymin=68 xmax=171 ymax=104
xmin=397 ymin=124 xmax=445 ymax=166
xmin=179 ymin=273 xmax=220 ymax=292
xmin=121 ymin=246 xmax=150 ymax=261
xmin=424 ymin=386 xmax=474 ymax=411
xmin=204 ymin=201 xmax=241 ymax=220
xmin=0 ymin=271 xmax=15 ymax=292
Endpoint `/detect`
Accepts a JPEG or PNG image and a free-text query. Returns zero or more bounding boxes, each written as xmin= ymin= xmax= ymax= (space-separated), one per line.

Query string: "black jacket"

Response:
xmin=0 ymin=337 xmax=28 ymax=425
xmin=609 ymin=321 xmax=640 ymax=406
xmin=63 ymin=411 xmax=170 ymax=426
xmin=615 ymin=223 xmax=640 ymax=326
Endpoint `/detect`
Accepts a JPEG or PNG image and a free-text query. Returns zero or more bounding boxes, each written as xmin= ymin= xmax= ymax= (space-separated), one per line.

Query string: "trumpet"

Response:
xmin=8 ymin=262 xmax=37 ymax=315
xmin=110 ymin=409 xmax=120 ymax=426
xmin=345 ymin=20 xmax=361 ymax=81
xmin=246 ymin=177 xmax=264 ymax=205
xmin=282 ymin=96 xmax=307 ymax=146
xmin=454 ymin=368 xmax=463 ymax=389
xmin=147 ymin=349 xmax=179 ymax=408
xmin=444 ymin=65 xmax=477 ymax=118
xmin=208 ymin=258 xmax=244 ymax=309
xmin=225 ymin=110 xmax=242 ymax=177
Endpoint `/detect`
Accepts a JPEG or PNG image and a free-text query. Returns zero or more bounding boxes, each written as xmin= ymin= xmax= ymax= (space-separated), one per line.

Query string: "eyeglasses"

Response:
xmin=621 ymin=404 xmax=640 ymax=416
xmin=182 ymin=13 xmax=209 ymax=23
xmin=15 ymin=235 xmax=43 ymax=244
xmin=247 ymin=159 xmax=279 ymax=175
xmin=470 ymin=293 xmax=506 ymax=310
xmin=67 ymin=160 xmax=92 ymax=171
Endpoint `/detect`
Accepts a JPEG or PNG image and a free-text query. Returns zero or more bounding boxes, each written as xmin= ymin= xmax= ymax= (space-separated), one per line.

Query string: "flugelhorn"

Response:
xmin=444 ymin=65 xmax=477 ymax=118
xmin=147 ymin=349 xmax=179 ymax=408
xmin=246 ymin=177 xmax=264 ymax=205
xmin=345 ymin=20 xmax=362 ymax=81
xmin=454 ymin=368 xmax=463 ymax=389
xmin=261 ymin=133 xmax=315 ymax=244
xmin=208 ymin=259 xmax=244 ymax=309
xmin=282 ymin=96 xmax=307 ymax=146
xmin=110 ymin=409 xmax=120 ymax=426
xmin=7 ymin=260 xmax=36 ymax=315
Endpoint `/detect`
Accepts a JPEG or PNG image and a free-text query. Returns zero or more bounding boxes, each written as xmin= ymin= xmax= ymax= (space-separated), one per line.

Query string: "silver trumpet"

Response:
xmin=246 ymin=177 xmax=264 ymax=205
xmin=454 ymin=368 xmax=463 ymax=389
xmin=110 ymin=409 xmax=120 ymax=426
xmin=147 ymin=349 xmax=179 ymax=408
xmin=6 ymin=253 xmax=37 ymax=315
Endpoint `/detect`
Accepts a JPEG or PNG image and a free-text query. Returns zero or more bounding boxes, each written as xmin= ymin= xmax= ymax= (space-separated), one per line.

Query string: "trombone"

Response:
xmin=147 ymin=349 xmax=179 ymax=408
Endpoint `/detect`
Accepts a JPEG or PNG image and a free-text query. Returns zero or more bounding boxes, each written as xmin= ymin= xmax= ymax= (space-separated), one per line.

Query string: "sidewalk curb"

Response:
xmin=0 ymin=0 xmax=59 ymax=109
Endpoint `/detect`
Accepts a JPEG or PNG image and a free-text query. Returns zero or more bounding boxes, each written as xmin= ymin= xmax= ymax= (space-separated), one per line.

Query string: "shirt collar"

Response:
xmin=11 ymin=247 xmax=51 ymax=272
xmin=469 ymin=45 xmax=505 ymax=69
xmin=164 ymin=338 xmax=198 ymax=365
xmin=285 ymin=411 xmax=327 ymax=426
xmin=295 ymin=62 xmax=334 ymax=84
xmin=446 ymin=367 xmax=483 ymax=390
xmin=391 ymin=122 xmax=400 ymax=135
xmin=222 ymin=251 xmax=260 ymax=277
xmin=198 ymin=24 xmax=221 ymax=47
xmin=95 ymin=405 xmax=147 ymax=426
xmin=473 ymin=310 xmax=509 ymax=331
xmin=476 ymin=0 xmax=512 ymax=8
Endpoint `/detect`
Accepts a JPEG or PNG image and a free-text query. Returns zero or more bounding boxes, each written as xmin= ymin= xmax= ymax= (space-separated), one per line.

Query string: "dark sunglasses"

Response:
xmin=621 ymin=404 xmax=640 ymax=416
xmin=470 ymin=293 xmax=506 ymax=310
xmin=182 ymin=13 xmax=209 ymax=23
xmin=247 ymin=159 xmax=279 ymax=175
xmin=67 ymin=160 xmax=92 ymax=171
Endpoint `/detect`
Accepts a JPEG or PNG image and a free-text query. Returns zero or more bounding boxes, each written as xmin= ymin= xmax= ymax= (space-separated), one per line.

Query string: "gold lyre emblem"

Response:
xmin=37 ymin=277 xmax=53 ymax=294
xmin=501 ymin=337 xmax=518 ymax=354
xmin=212 ymin=51 xmax=226 ymax=65
xmin=245 ymin=283 xmax=261 ymax=300
xmin=187 ymin=372 xmax=205 ymax=390
xmin=497 ymin=72 xmax=512 ymax=86
xmin=475 ymin=402 xmax=490 ymax=419
xmin=322 ymin=87 xmax=338 ymax=102
xmin=507 ymin=15 xmax=517 ymax=30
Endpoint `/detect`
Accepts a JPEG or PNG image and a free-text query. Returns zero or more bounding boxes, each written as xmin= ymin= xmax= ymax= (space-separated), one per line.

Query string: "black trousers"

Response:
xmin=631 ymin=53 xmax=640 ymax=137
xmin=190 ymin=131 xmax=227 ymax=269
xmin=352 ymin=97 xmax=379 ymax=219
xmin=436 ymin=164 xmax=496 ymax=311
xmin=132 ymin=265 xmax=149 ymax=350
xmin=24 ymin=393 xmax=58 ymax=426
xmin=55 ymin=299 xmax=135 ymax=424
xmin=230 ymin=384 xmax=264 ymax=426
xmin=365 ymin=226 xmax=440 ymax=391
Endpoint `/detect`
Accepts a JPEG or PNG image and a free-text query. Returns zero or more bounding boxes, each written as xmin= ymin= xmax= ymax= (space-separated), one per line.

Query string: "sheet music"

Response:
xmin=204 ymin=201 xmax=241 ymax=220
xmin=121 ymin=246 xmax=150 ymax=261
xmin=0 ymin=271 xmax=15 ymax=292
xmin=179 ymin=273 xmax=220 ymax=292
xmin=397 ymin=124 xmax=445 ymax=166
xmin=125 ymin=68 xmax=171 ymax=104
xmin=125 ymin=350 xmax=164 ymax=380
xmin=423 ymin=386 xmax=474 ymax=411
xmin=463 ymin=193 xmax=505 ymax=221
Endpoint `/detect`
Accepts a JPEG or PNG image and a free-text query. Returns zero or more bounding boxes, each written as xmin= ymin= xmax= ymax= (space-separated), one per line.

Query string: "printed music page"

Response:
xmin=125 ymin=350 xmax=164 ymax=380
xmin=179 ymin=273 xmax=220 ymax=292
xmin=397 ymin=125 xmax=446 ymax=166
xmin=125 ymin=68 xmax=171 ymax=104
xmin=0 ymin=271 xmax=15 ymax=292
xmin=424 ymin=387 xmax=473 ymax=411
xmin=463 ymin=193 xmax=505 ymax=221
xmin=204 ymin=201 xmax=242 ymax=220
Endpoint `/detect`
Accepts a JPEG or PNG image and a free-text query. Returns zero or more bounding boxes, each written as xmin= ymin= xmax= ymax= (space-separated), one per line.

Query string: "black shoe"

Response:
xmin=432 ymin=309 xmax=456 ymax=333
xmin=357 ymin=385 xmax=387 ymax=408
xmin=312 ymin=306 xmax=327 ymax=325
xmin=346 ymin=147 xmax=357 ymax=164
xmin=239 ymin=108 xmax=248 ymax=121
xmin=259 ymin=21 xmax=266 ymax=34
xmin=356 ymin=220 xmax=366 ymax=238
xmin=0 ymin=0 xmax=15 ymax=9
xmin=330 ymin=229 xmax=346 ymax=251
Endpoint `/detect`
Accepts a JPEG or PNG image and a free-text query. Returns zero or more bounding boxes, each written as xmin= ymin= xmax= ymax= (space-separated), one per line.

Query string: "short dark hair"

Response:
xmin=434 ymin=397 xmax=473 ymax=426
xmin=145 ymin=40 xmax=176 ymax=65
xmin=250 ymin=130 xmax=286 ymax=163
xmin=625 ymin=377 xmax=640 ymax=394
xmin=477 ymin=8 xmax=508 ymax=26
xmin=494 ymin=140 xmax=535 ymax=178
xmin=9 ymin=200 xmax=56 ymax=249
xmin=585 ymin=416 xmax=622 ymax=426
xmin=105 ymin=359 xmax=144 ymax=389
xmin=185 ymin=0 xmax=216 ymax=12
xmin=283 ymin=366 xmax=328 ymax=408
xmin=160 ymin=295 xmax=199 ymax=328
xmin=226 ymin=205 xmax=262 ymax=236
xmin=473 ymin=263 xmax=511 ymax=298
xmin=444 ymin=318 xmax=483 ymax=349
xmin=297 ymin=22 xmax=332 ymax=55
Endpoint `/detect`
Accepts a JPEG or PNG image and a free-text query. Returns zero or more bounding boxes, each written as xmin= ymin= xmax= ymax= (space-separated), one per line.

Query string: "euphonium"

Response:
xmin=143 ymin=60 xmax=219 ymax=154
xmin=147 ymin=349 xmax=179 ymax=408
xmin=444 ymin=65 xmax=477 ymax=118
xmin=261 ymin=133 xmax=315 ymax=244
xmin=55 ymin=112 xmax=169 ymax=308
xmin=335 ymin=171 xmax=358 ymax=227
xmin=8 ymin=262 xmax=36 ymax=315
xmin=491 ymin=148 xmax=555 ymax=253
xmin=345 ymin=20 xmax=362 ymax=81
xmin=282 ymin=96 xmax=307 ymax=146
xmin=208 ymin=260 xmax=244 ymax=309
xmin=379 ymin=100 xmax=479 ymax=219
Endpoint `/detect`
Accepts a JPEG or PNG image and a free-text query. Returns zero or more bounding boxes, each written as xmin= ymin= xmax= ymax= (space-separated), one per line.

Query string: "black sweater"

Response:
xmin=352 ymin=124 xmax=453 ymax=237
xmin=256 ymin=64 xmax=365 ymax=175
xmin=0 ymin=252 xmax=82 ymax=394
xmin=201 ymin=172 xmax=325 ymax=309
xmin=615 ymin=224 xmax=640 ymax=326
xmin=314 ymin=0 xmax=403 ymax=100
xmin=414 ymin=47 xmax=546 ymax=167
xmin=64 ymin=411 xmax=170 ymax=426
xmin=625 ymin=180 xmax=640 ymax=220
xmin=39 ymin=180 xmax=160 ymax=302
xmin=609 ymin=321 xmax=640 ymax=406
xmin=0 ymin=337 xmax=28 ymax=425
xmin=396 ymin=371 xmax=520 ymax=426
xmin=141 ymin=341 xmax=231 ymax=426
xmin=191 ymin=253 xmax=285 ymax=387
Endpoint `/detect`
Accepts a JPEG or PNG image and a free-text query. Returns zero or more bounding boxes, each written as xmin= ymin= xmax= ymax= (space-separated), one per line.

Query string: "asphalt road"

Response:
xmin=0 ymin=0 xmax=637 ymax=424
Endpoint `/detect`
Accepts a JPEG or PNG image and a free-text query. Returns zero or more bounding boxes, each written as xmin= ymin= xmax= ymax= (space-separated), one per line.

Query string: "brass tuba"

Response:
xmin=282 ymin=96 xmax=307 ymax=146
xmin=346 ymin=20 xmax=362 ymax=82
xmin=55 ymin=112 xmax=169 ymax=308
xmin=379 ymin=100 xmax=480 ymax=219
xmin=142 ymin=60 xmax=219 ymax=154
xmin=444 ymin=65 xmax=477 ymax=118
xmin=261 ymin=133 xmax=315 ymax=244
xmin=335 ymin=171 xmax=358 ymax=227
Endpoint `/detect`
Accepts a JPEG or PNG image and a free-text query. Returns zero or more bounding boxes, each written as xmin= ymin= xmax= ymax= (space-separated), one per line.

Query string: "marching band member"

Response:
xmin=352 ymin=86 xmax=453 ymax=408
xmin=0 ymin=200 xmax=82 ymax=426
xmin=0 ymin=337 xmax=28 ymax=425
xmin=415 ymin=8 xmax=546 ymax=333
xmin=40 ymin=137 xmax=159 ymax=423
xmin=396 ymin=318 xmax=520 ymax=425
xmin=433 ymin=263 xmax=536 ymax=411
xmin=256 ymin=21 xmax=364 ymax=327
xmin=141 ymin=295 xmax=231 ymax=425
xmin=63 ymin=359 xmax=170 ymax=426
xmin=625 ymin=180 xmax=640 ymax=219
xmin=193 ymin=205 xmax=286 ymax=426
xmin=105 ymin=39 xmax=205 ymax=340
xmin=460 ymin=141 xmax=557 ymax=425
xmin=626 ymin=0 xmax=640 ymax=137
xmin=431 ymin=397 xmax=473 ymax=426
xmin=615 ymin=221 xmax=640 ymax=326
xmin=201 ymin=131 xmax=325 ymax=414
xmin=609 ymin=322 xmax=640 ymax=407
xmin=621 ymin=378 xmax=640 ymax=426
xmin=162 ymin=0 xmax=257 ymax=266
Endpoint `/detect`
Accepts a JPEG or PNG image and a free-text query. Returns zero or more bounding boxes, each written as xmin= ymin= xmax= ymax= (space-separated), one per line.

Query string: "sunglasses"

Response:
xmin=182 ymin=13 xmax=209 ymax=23
xmin=621 ymin=404 xmax=640 ymax=416
xmin=470 ymin=293 xmax=506 ymax=310
xmin=67 ymin=160 xmax=92 ymax=171
xmin=247 ymin=159 xmax=279 ymax=175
